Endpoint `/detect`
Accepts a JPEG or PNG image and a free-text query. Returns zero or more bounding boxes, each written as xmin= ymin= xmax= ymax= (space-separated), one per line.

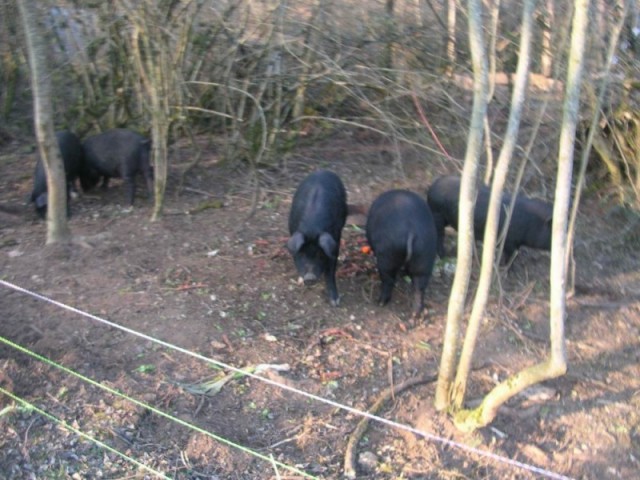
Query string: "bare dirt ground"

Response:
xmin=0 ymin=131 xmax=639 ymax=479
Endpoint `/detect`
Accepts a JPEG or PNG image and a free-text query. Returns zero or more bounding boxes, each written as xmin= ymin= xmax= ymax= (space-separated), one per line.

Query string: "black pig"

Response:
xmin=287 ymin=170 xmax=348 ymax=306
xmin=366 ymin=190 xmax=437 ymax=320
xmin=30 ymin=130 xmax=85 ymax=218
xmin=427 ymin=175 xmax=553 ymax=260
xmin=80 ymin=129 xmax=153 ymax=205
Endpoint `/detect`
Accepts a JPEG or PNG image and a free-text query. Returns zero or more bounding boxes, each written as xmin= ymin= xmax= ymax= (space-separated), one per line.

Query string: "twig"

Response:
xmin=183 ymin=186 xmax=218 ymax=198
xmin=410 ymin=85 xmax=453 ymax=162
xmin=169 ymin=283 xmax=208 ymax=291
xmin=262 ymin=425 xmax=304 ymax=450
xmin=21 ymin=417 xmax=37 ymax=461
xmin=343 ymin=373 xmax=437 ymax=479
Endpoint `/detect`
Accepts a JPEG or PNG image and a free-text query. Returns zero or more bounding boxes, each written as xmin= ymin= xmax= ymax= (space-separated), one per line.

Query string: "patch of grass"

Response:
xmin=133 ymin=364 xmax=156 ymax=374
xmin=262 ymin=196 xmax=281 ymax=209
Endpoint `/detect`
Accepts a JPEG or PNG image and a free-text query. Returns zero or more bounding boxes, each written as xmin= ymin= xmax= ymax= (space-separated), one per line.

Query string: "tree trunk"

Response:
xmin=435 ymin=0 xmax=489 ymax=411
xmin=446 ymin=0 xmax=457 ymax=72
xmin=383 ymin=0 xmax=396 ymax=70
xmin=549 ymin=0 xmax=589 ymax=370
xmin=540 ymin=0 xmax=554 ymax=77
xmin=451 ymin=0 xmax=536 ymax=410
xmin=130 ymin=5 xmax=170 ymax=222
xmin=453 ymin=0 xmax=590 ymax=432
xmin=567 ymin=1 xmax=628 ymax=273
xmin=120 ymin=0 xmax=196 ymax=221
xmin=18 ymin=0 xmax=70 ymax=245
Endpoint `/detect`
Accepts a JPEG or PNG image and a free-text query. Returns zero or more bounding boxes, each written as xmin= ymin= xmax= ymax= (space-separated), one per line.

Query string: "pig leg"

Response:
xmin=410 ymin=274 xmax=429 ymax=325
xmin=501 ymin=243 xmax=519 ymax=267
xmin=376 ymin=257 xmax=400 ymax=306
xmin=325 ymin=256 xmax=340 ymax=307
xmin=432 ymin=213 xmax=447 ymax=257
xmin=123 ymin=175 xmax=136 ymax=206
xmin=378 ymin=272 xmax=396 ymax=305
xmin=145 ymin=174 xmax=154 ymax=198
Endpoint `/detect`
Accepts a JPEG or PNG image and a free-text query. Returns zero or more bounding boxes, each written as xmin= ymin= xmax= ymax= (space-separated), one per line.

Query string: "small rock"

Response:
xmin=358 ymin=451 xmax=378 ymax=473
xmin=443 ymin=260 xmax=457 ymax=276
xmin=210 ymin=340 xmax=227 ymax=350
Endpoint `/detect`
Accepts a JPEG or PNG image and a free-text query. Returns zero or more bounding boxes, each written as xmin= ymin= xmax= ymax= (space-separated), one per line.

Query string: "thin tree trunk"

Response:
xmin=435 ymin=0 xmax=489 ymax=411
xmin=18 ymin=0 xmax=70 ymax=245
xmin=566 ymin=0 xmax=628 ymax=279
xmin=121 ymin=0 xmax=195 ymax=221
xmin=384 ymin=0 xmax=396 ymax=70
xmin=482 ymin=0 xmax=500 ymax=185
xmin=541 ymin=0 xmax=554 ymax=77
xmin=451 ymin=0 xmax=536 ymax=410
xmin=135 ymin=7 xmax=170 ymax=222
xmin=446 ymin=0 xmax=457 ymax=72
xmin=549 ymin=0 xmax=590 ymax=374
xmin=453 ymin=0 xmax=590 ymax=431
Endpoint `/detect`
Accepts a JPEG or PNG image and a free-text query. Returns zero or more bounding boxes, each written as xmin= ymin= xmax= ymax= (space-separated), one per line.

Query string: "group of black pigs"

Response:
xmin=30 ymin=129 xmax=153 ymax=218
xmin=287 ymin=170 xmax=553 ymax=321
xmin=31 ymin=133 xmax=552 ymax=322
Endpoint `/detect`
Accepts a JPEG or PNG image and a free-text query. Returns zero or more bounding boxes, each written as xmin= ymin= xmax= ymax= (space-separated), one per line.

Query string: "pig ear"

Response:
xmin=287 ymin=232 xmax=305 ymax=253
xmin=319 ymin=232 xmax=337 ymax=258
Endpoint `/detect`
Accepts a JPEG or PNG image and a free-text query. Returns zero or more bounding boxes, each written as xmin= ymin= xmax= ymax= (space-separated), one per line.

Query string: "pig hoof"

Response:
xmin=330 ymin=296 xmax=340 ymax=307
xmin=377 ymin=297 xmax=391 ymax=307
xmin=410 ymin=309 xmax=427 ymax=328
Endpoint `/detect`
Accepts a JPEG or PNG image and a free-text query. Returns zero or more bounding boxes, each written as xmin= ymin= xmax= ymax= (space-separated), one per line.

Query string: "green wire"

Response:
xmin=0 ymin=386 xmax=172 ymax=479
xmin=0 ymin=335 xmax=318 ymax=479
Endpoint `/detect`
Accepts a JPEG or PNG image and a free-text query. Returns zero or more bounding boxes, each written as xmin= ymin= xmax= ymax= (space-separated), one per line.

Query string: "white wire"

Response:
xmin=0 ymin=279 xmax=574 ymax=480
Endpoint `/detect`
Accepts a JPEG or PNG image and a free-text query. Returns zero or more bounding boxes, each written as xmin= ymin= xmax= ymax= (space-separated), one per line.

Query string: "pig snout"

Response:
xmin=302 ymin=272 xmax=319 ymax=285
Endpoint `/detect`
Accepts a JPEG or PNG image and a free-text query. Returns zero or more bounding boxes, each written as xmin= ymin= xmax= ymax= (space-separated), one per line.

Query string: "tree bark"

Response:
xmin=567 ymin=0 xmax=628 ymax=272
xmin=453 ymin=0 xmax=590 ymax=431
xmin=383 ymin=0 xmax=396 ymax=70
xmin=435 ymin=0 xmax=489 ymax=411
xmin=540 ymin=0 xmax=555 ymax=77
xmin=18 ymin=0 xmax=70 ymax=245
xmin=120 ymin=0 xmax=197 ymax=221
xmin=446 ymin=0 xmax=457 ymax=72
xmin=451 ymin=0 xmax=536 ymax=410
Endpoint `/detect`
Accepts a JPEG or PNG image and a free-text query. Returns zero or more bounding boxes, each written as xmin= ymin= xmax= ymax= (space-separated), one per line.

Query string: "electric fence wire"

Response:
xmin=0 ymin=279 xmax=574 ymax=480
xmin=0 ymin=335 xmax=318 ymax=479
